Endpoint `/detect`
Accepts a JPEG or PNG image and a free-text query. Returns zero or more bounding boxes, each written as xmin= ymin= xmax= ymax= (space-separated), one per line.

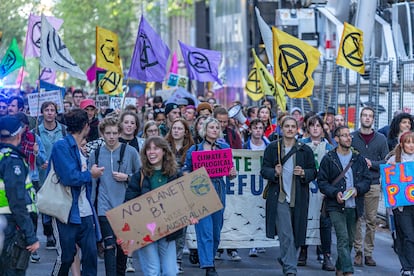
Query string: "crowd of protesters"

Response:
xmin=0 ymin=84 xmax=413 ymax=276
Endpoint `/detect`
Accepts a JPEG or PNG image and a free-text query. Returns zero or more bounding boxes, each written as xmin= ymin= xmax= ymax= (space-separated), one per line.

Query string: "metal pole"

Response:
xmin=399 ymin=59 xmax=404 ymax=110
xmin=368 ymin=57 xmax=374 ymax=104
xmin=374 ymin=60 xmax=380 ymax=130
xmin=355 ymin=70 xmax=361 ymax=129
xmin=387 ymin=60 xmax=393 ymax=124
xmin=345 ymin=69 xmax=349 ymax=124
xmin=319 ymin=59 xmax=327 ymax=112
xmin=333 ymin=63 xmax=339 ymax=111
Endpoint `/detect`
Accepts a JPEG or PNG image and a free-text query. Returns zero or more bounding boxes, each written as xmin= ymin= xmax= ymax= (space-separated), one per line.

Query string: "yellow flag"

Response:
xmin=336 ymin=22 xmax=365 ymax=74
xmin=99 ymin=71 xmax=123 ymax=96
xmin=245 ymin=49 xmax=286 ymax=111
xmin=96 ymin=26 xmax=123 ymax=76
xmin=272 ymin=27 xmax=320 ymax=99
xmin=245 ymin=63 xmax=264 ymax=102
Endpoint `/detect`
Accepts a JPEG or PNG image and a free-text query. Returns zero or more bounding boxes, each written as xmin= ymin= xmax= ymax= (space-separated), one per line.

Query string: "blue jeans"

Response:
xmin=195 ymin=178 xmax=225 ymax=268
xmin=99 ymin=216 xmax=127 ymax=275
xmin=137 ymin=237 xmax=177 ymax=276
xmin=330 ymin=209 xmax=356 ymax=274
xmin=51 ymin=216 xmax=97 ymax=276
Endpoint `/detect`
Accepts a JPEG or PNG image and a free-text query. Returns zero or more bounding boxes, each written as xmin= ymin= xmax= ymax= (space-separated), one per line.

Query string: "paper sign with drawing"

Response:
xmin=106 ymin=167 xmax=223 ymax=252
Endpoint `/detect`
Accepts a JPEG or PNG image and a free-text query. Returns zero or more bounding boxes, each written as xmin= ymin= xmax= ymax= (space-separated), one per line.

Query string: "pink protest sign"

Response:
xmin=192 ymin=148 xmax=233 ymax=178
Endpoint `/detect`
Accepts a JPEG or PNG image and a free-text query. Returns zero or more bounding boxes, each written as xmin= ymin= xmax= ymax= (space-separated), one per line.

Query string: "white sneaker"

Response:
xmin=30 ymin=251 xmax=40 ymax=263
xmin=230 ymin=251 xmax=242 ymax=261
xmin=249 ymin=248 xmax=258 ymax=257
xmin=257 ymin=247 xmax=266 ymax=253
xmin=125 ymin=257 xmax=135 ymax=273
xmin=215 ymin=251 xmax=222 ymax=260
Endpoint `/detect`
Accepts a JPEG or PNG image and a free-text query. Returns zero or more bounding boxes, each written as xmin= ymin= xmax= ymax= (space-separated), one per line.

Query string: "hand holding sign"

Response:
xmin=106 ymin=168 xmax=222 ymax=253
xmin=192 ymin=148 xmax=233 ymax=178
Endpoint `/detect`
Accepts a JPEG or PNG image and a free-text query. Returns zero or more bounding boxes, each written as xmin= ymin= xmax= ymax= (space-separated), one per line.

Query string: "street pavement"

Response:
xmin=26 ymin=224 xmax=400 ymax=276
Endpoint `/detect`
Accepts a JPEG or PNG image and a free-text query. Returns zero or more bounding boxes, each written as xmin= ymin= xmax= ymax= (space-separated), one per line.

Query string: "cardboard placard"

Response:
xmin=192 ymin=148 xmax=233 ymax=178
xmin=167 ymin=73 xmax=188 ymax=88
xmin=106 ymin=167 xmax=223 ymax=252
xmin=95 ymin=95 xmax=110 ymax=108
xmin=186 ymin=149 xmax=279 ymax=249
xmin=28 ymin=90 xmax=64 ymax=116
xmin=380 ymin=161 xmax=414 ymax=208
xmin=109 ymin=97 xmax=137 ymax=110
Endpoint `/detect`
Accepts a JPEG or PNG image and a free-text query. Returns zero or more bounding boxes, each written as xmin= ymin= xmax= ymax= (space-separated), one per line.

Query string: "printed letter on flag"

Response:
xmin=272 ymin=27 xmax=320 ymax=98
xmin=40 ymin=14 xmax=86 ymax=80
xmin=25 ymin=13 xmax=63 ymax=58
xmin=245 ymin=62 xmax=263 ymax=102
xmin=179 ymin=41 xmax=222 ymax=84
xmin=99 ymin=71 xmax=123 ymax=96
xmin=96 ymin=26 xmax=122 ymax=76
xmin=0 ymin=38 xmax=25 ymax=79
xmin=336 ymin=22 xmax=365 ymax=74
xmin=39 ymin=67 xmax=56 ymax=84
xmin=250 ymin=49 xmax=286 ymax=110
xmin=128 ymin=16 xmax=170 ymax=82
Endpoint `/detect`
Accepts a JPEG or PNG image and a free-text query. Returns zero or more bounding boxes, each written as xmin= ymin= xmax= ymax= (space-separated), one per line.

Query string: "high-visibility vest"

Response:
xmin=0 ymin=147 xmax=35 ymax=214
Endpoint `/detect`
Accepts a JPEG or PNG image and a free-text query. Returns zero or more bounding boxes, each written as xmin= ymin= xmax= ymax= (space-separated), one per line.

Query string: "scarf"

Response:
xmin=21 ymin=129 xmax=36 ymax=170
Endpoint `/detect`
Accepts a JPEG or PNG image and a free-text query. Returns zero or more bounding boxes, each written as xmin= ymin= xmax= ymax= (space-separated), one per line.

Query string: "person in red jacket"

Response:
xmin=213 ymin=107 xmax=242 ymax=149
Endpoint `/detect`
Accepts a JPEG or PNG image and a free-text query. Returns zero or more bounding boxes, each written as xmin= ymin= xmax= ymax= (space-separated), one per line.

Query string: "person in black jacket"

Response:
xmin=260 ymin=116 xmax=317 ymax=276
xmin=318 ymin=126 xmax=371 ymax=276
xmin=351 ymin=107 xmax=389 ymax=267
xmin=0 ymin=115 xmax=40 ymax=275
xmin=124 ymin=136 xmax=183 ymax=276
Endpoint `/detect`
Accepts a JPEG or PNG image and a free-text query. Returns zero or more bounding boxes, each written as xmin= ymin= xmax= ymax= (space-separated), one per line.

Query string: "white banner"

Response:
xmin=186 ymin=149 xmax=279 ymax=248
xmin=28 ymin=90 xmax=64 ymax=116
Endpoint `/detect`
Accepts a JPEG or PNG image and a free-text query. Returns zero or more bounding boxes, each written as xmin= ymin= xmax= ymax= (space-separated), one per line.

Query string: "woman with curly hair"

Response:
xmin=387 ymin=112 xmax=414 ymax=151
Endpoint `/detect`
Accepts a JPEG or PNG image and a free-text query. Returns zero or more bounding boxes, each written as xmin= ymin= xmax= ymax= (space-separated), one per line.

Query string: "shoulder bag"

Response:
xmin=37 ymin=161 xmax=73 ymax=224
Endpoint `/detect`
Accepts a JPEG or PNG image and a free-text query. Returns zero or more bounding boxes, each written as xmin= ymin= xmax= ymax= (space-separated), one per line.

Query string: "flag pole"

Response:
xmin=121 ymin=77 xmax=130 ymax=110
xmin=271 ymin=26 xmax=282 ymax=186
xmin=35 ymin=63 xmax=42 ymax=134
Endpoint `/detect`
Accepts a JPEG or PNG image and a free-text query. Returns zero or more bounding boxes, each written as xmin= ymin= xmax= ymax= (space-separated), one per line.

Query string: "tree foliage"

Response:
xmin=0 ymin=0 xmax=196 ymax=87
xmin=53 ymin=0 xmax=141 ymax=86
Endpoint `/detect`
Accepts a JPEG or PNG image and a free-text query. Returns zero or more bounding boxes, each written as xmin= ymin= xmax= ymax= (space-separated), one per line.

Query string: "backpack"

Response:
xmin=94 ymin=143 xmax=127 ymax=172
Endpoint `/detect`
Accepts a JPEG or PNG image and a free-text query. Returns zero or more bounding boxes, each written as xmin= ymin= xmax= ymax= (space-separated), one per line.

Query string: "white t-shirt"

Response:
xmin=282 ymin=146 xmax=294 ymax=203
xmin=250 ymin=140 xmax=267 ymax=151
xmin=78 ymin=150 xmax=93 ymax=217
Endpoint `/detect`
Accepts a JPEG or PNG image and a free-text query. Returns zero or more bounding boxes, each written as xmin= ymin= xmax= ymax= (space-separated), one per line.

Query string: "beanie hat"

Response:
xmin=165 ymin=103 xmax=179 ymax=115
xmin=196 ymin=102 xmax=212 ymax=114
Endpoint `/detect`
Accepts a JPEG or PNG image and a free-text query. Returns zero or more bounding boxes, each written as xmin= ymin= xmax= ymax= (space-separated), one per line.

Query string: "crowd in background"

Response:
xmin=0 ymin=83 xmax=414 ymax=276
